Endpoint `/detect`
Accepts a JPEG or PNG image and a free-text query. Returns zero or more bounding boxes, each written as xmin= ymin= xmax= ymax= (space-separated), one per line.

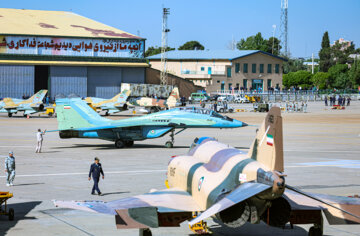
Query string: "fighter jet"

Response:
xmin=54 ymin=98 xmax=246 ymax=148
xmin=84 ymin=90 xmax=131 ymax=115
xmin=128 ymin=87 xmax=180 ymax=113
xmin=0 ymin=90 xmax=48 ymax=117
xmin=54 ymin=107 xmax=360 ymax=236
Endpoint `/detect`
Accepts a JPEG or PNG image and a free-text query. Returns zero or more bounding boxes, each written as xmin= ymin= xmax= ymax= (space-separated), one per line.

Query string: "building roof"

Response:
xmin=147 ymin=50 xmax=286 ymax=61
xmin=0 ymin=8 xmax=142 ymax=40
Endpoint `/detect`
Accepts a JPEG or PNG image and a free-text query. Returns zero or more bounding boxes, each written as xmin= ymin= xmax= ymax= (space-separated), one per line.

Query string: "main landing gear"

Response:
xmin=115 ymin=139 xmax=134 ymax=148
xmin=165 ymin=130 xmax=175 ymax=148
xmin=139 ymin=228 xmax=152 ymax=236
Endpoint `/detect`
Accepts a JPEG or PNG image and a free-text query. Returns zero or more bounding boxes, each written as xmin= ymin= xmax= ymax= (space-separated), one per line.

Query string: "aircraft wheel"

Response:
xmin=48 ymin=112 xmax=53 ymax=117
xmin=308 ymin=226 xmax=322 ymax=236
xmin=8 ymin=113 xmax=12 ymax=117
xmin=165 ymin=141 xmax=173 ymax=148
xmin=8 ymin=208 xmax=14 ymax=221
xmin=140 ymin=228 xmax=152 ymax=236
xmin=115 ymin=139 xmax=124 ymax=148
xmin=124 ymin=140 xmax=134 ymax=147
xmin=105 ymin=111 xmax=109 ymax=116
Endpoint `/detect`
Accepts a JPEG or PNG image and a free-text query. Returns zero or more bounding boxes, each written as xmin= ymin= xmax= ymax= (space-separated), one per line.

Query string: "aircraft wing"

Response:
xmin=54 ymin=187 xmax=201 ymax=229
xmin=189 ymin=182 xmax=271 ymax=225
xmin=284 ymin=187 xmax=360 ymax=225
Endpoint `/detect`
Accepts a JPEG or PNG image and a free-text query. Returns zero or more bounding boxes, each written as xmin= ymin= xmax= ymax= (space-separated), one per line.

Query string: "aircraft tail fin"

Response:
xmin=55 ymin=98 xmax=109 ymax=130
xmin=247 ymin=107 xmax=284 ymax=172
xmin=114 ymin=89 xmax=131 ymax=103
xmin=166 ymin=87 xmax=180 ymax=108
xmin=28 ymin=89 xmax=48 ymax=104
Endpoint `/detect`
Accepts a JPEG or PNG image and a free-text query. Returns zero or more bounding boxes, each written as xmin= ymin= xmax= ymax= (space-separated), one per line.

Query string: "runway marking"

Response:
xmin=287 ymin=160 xmax=360 ymax=169
xmin=286 ymin=164 xmax=360 ymax=168
xmin=0 ymin=169 xmax=166 ymax=178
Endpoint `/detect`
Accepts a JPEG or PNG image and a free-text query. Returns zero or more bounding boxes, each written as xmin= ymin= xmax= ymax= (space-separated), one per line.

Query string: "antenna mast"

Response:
xmin=160 ymin=7 xmax=170 ymax=85
xmin=280 ymin=0 xmax=288 ymax=57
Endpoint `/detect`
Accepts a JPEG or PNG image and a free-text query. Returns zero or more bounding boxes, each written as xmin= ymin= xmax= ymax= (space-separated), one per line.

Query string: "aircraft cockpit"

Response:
xmin=178 ymin=107 xmax=233 ymax=121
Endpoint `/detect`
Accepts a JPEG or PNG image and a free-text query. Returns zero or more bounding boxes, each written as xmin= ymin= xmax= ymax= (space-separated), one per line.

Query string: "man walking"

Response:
xmin=36 ymin=128 xmax=46 ymax=153
xmin=88 ymin=157 xmax=104 ymax=195
xmin=5 ymin=151 xmax=16 ymax=186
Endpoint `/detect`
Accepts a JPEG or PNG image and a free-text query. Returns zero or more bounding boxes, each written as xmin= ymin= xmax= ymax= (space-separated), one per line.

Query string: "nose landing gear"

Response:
xmin=165 ymin=130 xmax=175 ymax=148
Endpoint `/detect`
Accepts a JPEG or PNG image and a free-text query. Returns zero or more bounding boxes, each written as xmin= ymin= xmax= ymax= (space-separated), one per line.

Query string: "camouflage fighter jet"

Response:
xmin=54 ymin=107 xmax=360 ymax=236
xmin=0 ymin=90 xmax=48 ymax=117
xmin=84 ymin=90 xmax=131 ymax=115
xmin=53 ymin=98 xmax=246 ymax=148
xmin=128 ymin=87 xmax=180 ymax=113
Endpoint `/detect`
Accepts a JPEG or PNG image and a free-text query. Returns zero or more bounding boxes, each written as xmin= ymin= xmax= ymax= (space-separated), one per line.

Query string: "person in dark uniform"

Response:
xmin=88 ymin=157 xmax=104 ymax=195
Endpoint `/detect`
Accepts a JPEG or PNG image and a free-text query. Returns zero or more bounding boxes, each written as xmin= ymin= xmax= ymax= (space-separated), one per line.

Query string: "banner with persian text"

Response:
xmin=0 ymin=36 xmax=145 ymax=58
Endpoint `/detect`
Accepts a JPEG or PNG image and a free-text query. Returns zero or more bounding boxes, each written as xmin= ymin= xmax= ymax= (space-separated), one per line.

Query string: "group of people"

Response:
xmin=324 ymin=95 xmax=351 ymax=106
xmin=284 ymin=101 xmax=308 ymax=113
xmin=5 ymin=128 xmax=105 ymax=195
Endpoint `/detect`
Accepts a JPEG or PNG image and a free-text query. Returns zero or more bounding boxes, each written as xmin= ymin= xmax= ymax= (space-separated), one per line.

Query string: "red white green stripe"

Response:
xmin=266 ymin=134 xmax=274 ymax=146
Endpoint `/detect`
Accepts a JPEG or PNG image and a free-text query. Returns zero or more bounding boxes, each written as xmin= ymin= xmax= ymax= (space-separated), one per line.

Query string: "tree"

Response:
xmin=236 ymin=32 xmax=281 ymax=55
xmin=178 ymin=41 xmax=204 ymax=50
xmin=282 ymin=70 xmax=313 ymax=88
xmin=145 ymin=46 xmax=175 ymax=57
xmin=319 ymin=31 xmax=332 ymax=72
xmin=311 ymin=72 xmax=331 ymax=89
xmin=331 ymin=40 xmax=355 ymax=64
xmin=349 ymin=60 xmax=360 ymax=87
xmin=282 ymin=58 xmax=307 ymax=74
xmin=328 ymin=64 xmax=349 ymax=89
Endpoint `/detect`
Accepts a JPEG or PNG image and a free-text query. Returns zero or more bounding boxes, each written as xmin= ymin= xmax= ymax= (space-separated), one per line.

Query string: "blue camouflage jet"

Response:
xmin=54 ymin=98 xmax=247 ymax=148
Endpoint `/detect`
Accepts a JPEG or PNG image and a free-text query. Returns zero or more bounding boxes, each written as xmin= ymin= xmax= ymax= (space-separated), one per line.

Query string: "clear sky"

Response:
xmin=2 ymin=0 xmax=360 ymax=58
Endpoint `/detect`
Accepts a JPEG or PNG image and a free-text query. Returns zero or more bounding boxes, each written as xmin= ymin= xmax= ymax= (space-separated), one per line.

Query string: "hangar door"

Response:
xmin=0 ymin=65 xmax=34 ymax=98
xmin=87 ymin=67 xmax=122 ymax=98
xmin=49 ymin=66 xmax=87 ymax=98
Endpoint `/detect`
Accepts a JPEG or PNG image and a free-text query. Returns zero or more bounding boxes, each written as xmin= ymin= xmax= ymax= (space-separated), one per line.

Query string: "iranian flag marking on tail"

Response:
xmin=266 ymin=134 xmax=274 ymax=146
xmin=64 ymin=105 xmax=71 ymax=109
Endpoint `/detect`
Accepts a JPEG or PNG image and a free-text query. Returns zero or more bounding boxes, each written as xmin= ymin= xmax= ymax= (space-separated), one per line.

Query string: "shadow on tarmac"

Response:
xmin=0 ymin=201 xmax=41 ymax=235
xmin=100 ymin=191 xmax=130 ymax=196
xmin=197 ymin=222 xmax=309 ymax=236
xmin=12 ymin=183 xmax=45 ymax=187
xmin=55 ymin=143 xmax=190 ymax=150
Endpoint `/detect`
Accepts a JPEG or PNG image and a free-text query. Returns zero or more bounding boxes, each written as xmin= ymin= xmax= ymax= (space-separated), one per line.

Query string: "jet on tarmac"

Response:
xmin=128 ymin=87 xmax=181 ymax=113
xmin=0 ymin=90 xmax=48 ymax=117
xmin=54 ymin=98 xmax=246 ymax=148
xmin=54 ymin=107 xmax=360 ymax=236
xmin=84 ymin=90 xmax=131 ymax=115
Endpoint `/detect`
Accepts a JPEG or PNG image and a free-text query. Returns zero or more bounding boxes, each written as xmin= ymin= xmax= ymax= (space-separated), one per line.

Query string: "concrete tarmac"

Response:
xmin=0 ymin=101 xmax=359 ymax=236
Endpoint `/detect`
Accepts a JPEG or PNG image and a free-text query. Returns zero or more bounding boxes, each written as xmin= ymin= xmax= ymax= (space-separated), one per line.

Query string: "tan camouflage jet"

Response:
xmin=84 ymin=90 xmax=131 ymax=115
xmin=127 ymin=87 xmax=180 ymax=113
xmin=54 ymin=107 xmax=360 ymax=236
xmin=0 ymin=90 xmax=48 ymax=117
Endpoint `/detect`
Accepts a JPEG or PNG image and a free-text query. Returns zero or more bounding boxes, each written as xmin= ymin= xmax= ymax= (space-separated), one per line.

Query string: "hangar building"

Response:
xmin=0 ymin=8 xmax=147 ymax=99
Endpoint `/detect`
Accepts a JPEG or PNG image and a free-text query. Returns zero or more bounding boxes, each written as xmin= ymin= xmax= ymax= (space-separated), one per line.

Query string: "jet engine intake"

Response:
xmin=215 ymin=201 xmax=251 ymax=228
xmin=261 ymin=197 xmax=291 ymax=228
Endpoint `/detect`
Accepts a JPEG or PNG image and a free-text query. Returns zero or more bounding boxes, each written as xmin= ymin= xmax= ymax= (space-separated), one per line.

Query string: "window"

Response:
xmin=227 ymin=67 xmax=232 ymax=77
xmin=208 ymin=67 xmax=212 ymax=75
xmin=260 ymin=64 xmax=264 ymax=73
xmin=228 ymin=83 xmax=232 ymax=90
xmin=243 ymin=79 xmax=247 ymax=89
xmin=201 ymin=67 xmax=205 ymax=71
xmin=275 ymin=64 xmax=280 ymax=73
xmin=252 ymin=64 xmax=256 ymax=73
xmin=235 ymin=63 xmax=240 ymax=73
xmin=236 ymin=83 xmax=239 ymax=89
xmin=217 ymin=80 xmax=220 ymax=83
xmin=267 ymin=79 xmax=272 ymax=88
xmin=267 ymin=64 xmax=272 ymax=73
xmin=243 ymin=63 xmax=248 ymax=73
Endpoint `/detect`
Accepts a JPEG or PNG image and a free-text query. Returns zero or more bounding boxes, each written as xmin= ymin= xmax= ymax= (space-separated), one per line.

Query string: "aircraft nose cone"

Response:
xmin=241 ymin=122 xmax=248 ymax=127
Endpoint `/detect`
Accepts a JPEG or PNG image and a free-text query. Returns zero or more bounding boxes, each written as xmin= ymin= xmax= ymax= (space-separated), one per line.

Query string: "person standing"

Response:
xmin=324 ymin=96 xmax=328 ymax=106
xmin=36 ymin=129 xmax=46 ymax=153
xmin=347 ymin=97 xmax=351 ymax=106
xmin=213 ymin=101 xmax=218 ymax=112
xmin=88 ymin=157 xmax=104 ymax=195
xmin=5 ymin=151 xmax=16 ymax=186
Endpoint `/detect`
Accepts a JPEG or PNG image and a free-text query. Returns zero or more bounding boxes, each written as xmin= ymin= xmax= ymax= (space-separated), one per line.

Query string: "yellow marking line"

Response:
xmin=0 ymin=169 xmax=166 ymax=178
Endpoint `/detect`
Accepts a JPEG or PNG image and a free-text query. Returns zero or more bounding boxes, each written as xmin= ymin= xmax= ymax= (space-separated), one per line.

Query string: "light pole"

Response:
xmin=272 ymin=25 xmax=277 ymax=55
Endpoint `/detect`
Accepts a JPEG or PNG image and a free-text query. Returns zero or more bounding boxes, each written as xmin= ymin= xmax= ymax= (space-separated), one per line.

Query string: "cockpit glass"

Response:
xmin=210 ymin=111 xmax=225 ymax=119
xmin=179 ymin=107 xmax=211 ymax=115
